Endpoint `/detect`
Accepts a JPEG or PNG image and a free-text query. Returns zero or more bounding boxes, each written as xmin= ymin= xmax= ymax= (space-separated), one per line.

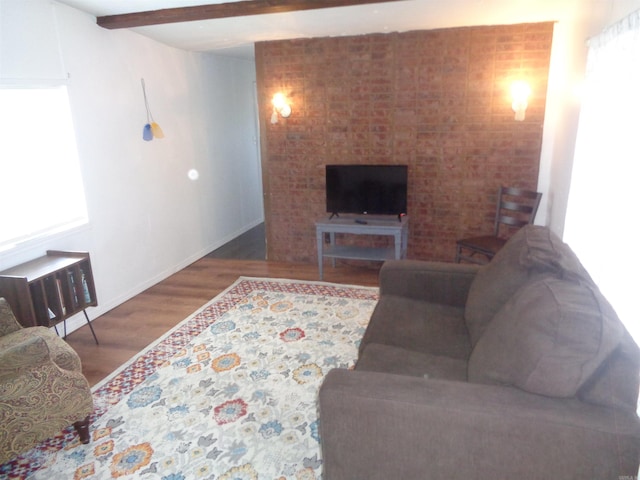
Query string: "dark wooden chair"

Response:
xmin=455 ymin=186 xmax=542 ymax=264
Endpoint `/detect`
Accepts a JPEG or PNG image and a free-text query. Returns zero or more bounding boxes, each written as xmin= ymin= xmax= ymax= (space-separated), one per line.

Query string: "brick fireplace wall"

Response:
xmin=255 ymin=22 xmax=553 ymax=263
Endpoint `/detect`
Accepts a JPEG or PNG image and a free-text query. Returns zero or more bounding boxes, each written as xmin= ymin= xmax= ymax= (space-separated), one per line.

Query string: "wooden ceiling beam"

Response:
xmin=97 ymin=0 xmax=406 ymax=29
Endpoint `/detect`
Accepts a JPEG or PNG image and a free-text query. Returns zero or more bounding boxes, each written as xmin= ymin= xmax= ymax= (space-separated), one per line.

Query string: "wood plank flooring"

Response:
xmin=206 ymin=223 xmax=266 ymax=260
xmin=66 ymin=227 xmax=380 ymax=386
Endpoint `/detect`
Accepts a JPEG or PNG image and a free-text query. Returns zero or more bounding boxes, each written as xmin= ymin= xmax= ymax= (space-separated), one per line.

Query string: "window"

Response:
xmin=0 ymin=85 xmax=88 ymax=251
xmin=564 ymin=10 xmax=640 ymax=342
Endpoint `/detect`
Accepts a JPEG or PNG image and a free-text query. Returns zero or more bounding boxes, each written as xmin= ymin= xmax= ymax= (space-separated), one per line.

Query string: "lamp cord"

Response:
xmin=141 ymin=78 xmax=154 ymax=124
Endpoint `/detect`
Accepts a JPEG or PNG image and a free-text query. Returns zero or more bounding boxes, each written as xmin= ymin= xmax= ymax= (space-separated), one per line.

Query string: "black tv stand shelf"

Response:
xmin=315 ymin=215 xmax=409 ymax=280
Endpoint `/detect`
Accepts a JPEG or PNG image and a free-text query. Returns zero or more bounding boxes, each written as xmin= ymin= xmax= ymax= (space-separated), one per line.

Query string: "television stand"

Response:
xmin=315 ymin=216 xmax=409 ymax=280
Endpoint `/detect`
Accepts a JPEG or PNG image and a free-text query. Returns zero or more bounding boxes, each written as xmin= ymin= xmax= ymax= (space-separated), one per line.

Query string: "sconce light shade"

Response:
xmin=143 ymin=123 xmax=153 ymax=141
xmin=511 ymin=81 xmax=531 ymax=121
xmin=271 ymin=92 xmax=291 ymax=124
xmin=150 ymin=122 xmax=164 ymax=138
xmin=278 ymin=103 xmax=291 ymax=118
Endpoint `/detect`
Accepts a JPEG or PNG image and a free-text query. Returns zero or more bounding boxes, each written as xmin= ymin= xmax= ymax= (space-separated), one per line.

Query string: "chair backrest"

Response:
xmin=492 ymin=186 xmax=542 ymax=236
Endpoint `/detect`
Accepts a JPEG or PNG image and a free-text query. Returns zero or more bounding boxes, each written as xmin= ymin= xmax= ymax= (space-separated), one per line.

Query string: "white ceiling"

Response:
xmin=55 ymin=0 xmax=582 ymax=58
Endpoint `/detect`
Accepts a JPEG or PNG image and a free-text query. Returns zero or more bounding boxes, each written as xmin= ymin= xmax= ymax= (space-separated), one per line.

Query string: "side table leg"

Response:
xmin=83 ymin=310 xmax=99 ymax=345
xmin=330 ymin=232 xmax=336 ymax=268
xmin=402 ymin=226 xmax=408 ymax=258
xmin=316 ymin=230 xmax=324 ymax=280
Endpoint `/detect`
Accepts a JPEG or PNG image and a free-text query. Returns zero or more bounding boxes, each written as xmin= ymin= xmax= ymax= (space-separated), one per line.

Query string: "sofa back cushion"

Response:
xmin=464 ymin=225 xmax=593 ymax=347
xmin=467 ymin=277 xmax=624 ymax=398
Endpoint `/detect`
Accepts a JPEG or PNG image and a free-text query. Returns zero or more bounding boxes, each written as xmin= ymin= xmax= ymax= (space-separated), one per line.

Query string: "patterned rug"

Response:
xmin=2 ymin=277 xmax=378 ymax=480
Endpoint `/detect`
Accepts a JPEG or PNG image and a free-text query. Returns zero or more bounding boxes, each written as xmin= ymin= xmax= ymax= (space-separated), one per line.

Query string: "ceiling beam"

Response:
xmin=97 ymin=0 xmax=407 ymax=29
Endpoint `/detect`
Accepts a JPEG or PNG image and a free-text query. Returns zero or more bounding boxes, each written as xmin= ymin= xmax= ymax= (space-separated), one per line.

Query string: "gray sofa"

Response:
xmin=319 ymin=225 xmax=640 ymax=480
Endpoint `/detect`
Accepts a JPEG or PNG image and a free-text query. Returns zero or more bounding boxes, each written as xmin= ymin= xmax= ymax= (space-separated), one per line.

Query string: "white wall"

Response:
xmin=5 ymin=0 xmax=639 ymax=334
xmin=0 ymin=0 xmax=263 ymax=332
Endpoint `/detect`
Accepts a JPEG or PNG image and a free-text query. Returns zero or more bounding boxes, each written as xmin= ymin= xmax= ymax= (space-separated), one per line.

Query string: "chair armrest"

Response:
xmin=319 ymin=369 xmax=640 ymax=480
xmin=378 ymin=260 xmax=479 ymax=307
xmin=0 ymin=298 xmax=23 ymax=337
xmin=0 ymin=335 xmax=51 ymax=380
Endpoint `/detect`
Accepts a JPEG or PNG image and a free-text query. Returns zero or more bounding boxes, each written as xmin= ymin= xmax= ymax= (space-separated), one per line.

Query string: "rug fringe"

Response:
xmin=237 ymin=275 xmax=378 ymax=291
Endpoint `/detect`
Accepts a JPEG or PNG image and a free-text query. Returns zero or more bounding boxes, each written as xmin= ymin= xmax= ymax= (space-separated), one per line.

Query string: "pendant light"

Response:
xmin=141 ymin=78 xmax=164 ymax=141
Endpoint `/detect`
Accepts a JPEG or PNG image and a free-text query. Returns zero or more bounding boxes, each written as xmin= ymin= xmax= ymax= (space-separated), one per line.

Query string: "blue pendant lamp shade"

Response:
xmin=142 ymin=123 xmax=153 ymax=141
xmin=141 ymin=78 xmax=164 ymax=141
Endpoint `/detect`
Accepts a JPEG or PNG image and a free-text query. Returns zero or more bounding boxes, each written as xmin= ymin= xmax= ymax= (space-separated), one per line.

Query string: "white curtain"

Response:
xmin=564 ymin=9 xmax=640 ymax=342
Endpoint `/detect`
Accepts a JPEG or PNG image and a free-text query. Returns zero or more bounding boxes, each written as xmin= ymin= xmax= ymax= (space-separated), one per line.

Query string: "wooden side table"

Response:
xmin=0 ymin=250 xmax=99 ymax=343
xmin=315 ymin=216 xmax=409 ymax=280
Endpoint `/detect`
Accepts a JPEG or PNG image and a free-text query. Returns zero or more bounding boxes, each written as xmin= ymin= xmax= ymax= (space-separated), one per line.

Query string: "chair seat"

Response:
xmin=454 ymin=186 xmax=542 ymax=264
xmin=456 ymin=235 xmax=507 ymax=256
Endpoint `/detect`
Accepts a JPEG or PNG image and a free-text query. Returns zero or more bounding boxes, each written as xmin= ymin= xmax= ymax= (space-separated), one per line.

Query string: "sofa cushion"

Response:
xmin=468 ymin=277 xmax=624 ymax=398
xmin=518 ymin=226 xmax=593 ymax=283
xmin=356 ymin=343 xmax=468 ymax=381
xmin=464 ymin=225 xmax=593 ymax=347
xmin=578 ymin=331 xmax=640 ymax=412
xmin=359 ymin=295 xmax=471 ymax=361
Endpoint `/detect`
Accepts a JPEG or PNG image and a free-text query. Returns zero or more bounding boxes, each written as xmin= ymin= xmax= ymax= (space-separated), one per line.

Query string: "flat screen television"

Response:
xmin=325 ymin=164 xmax=408 ymax=217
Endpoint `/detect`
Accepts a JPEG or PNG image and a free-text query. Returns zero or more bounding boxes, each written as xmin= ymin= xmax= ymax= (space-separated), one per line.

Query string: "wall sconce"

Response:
xmin=270 ymin=92 xmax=291 ymax=124
xmin=511 ymin=81 xmax=531 ymax=121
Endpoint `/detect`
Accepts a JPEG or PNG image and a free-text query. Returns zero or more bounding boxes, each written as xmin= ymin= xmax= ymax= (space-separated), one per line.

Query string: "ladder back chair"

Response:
xmin=455 ymin=186 xmax=542 ymax=264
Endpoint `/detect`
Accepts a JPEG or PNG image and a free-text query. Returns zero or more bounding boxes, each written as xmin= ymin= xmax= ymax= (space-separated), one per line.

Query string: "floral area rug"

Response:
xmin=1 ymin=277 xmax=377 ymax=480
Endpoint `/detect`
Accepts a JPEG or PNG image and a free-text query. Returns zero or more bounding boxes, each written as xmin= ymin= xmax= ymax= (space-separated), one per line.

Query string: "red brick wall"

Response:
xmin=256 ymin=22 xmax=553 ymax=263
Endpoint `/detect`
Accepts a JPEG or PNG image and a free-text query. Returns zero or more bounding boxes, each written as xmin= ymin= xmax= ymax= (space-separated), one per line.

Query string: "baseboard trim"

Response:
xmin=58 ymin=218 xmax=265 ymax=336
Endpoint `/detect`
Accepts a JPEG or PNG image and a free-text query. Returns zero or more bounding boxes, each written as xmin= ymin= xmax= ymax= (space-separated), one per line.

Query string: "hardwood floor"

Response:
xmin=206 ymin=223 xmax=266 ymax=260
xmin=65 ymin=226 xmax=380 ymax=386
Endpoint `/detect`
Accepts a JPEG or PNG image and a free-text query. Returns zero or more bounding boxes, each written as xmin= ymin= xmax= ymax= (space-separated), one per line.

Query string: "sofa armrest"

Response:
xmin=378 ymin=260 xmax=479 ymax=307
xmin=319 ymin=369 xmax=640 ymax=480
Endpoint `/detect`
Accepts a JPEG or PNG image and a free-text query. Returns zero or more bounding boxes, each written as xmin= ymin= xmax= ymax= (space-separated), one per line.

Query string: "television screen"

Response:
xmin=326 ymin=165 xmax=408 ymax=216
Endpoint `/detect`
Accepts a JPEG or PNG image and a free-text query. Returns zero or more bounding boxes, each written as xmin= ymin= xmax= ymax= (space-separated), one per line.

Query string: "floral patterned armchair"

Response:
xmin=0 ymin=298 xmax=93 ymax=464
